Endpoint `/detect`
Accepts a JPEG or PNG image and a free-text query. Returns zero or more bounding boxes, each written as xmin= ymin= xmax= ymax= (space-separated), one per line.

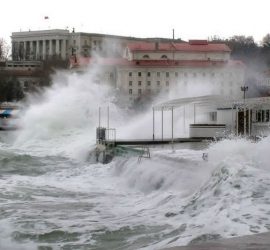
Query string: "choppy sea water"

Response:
xmin=1 ymin=131 xmax=270 ymax=250
xmin=1 ymin=70 xmax=270 ymax=249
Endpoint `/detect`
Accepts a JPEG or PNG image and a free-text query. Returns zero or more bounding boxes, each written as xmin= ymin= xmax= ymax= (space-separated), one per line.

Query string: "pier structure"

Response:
xmin=94 ymin=95 xmax=270 ymax=163
xmin=94 ymin=104 xmax=208 ymax=164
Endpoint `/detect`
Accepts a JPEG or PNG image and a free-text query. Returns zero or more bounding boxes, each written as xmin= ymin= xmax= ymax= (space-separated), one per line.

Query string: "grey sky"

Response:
xmin=1 ymin=0 xmax=269 ymax=44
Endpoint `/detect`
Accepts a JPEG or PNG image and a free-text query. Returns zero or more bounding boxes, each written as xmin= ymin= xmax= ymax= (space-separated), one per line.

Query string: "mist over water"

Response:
xmin=1 ymin=68 xmax=270 ymax=249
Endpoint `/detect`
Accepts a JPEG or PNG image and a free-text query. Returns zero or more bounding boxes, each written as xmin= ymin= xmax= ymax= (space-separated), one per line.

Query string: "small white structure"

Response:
xmin=153 ymin=95 xmax=270 ymax=139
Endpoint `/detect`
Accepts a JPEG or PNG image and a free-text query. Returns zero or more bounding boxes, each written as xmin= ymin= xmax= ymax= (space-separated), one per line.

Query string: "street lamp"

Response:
xmin=241 ymin=86 xmax=248 ymax=100
xmin=240 ymin=86 xmax=249 ymax=136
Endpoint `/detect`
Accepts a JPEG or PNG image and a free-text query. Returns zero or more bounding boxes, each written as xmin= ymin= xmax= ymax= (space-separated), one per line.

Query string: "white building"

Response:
xmin=11 ymin=29 xmax=148 ymax=61
xmin=11 ymin=29 xmax=70 ymax=60
xmin=71 ymin=40 xmax=245 ymax=102
xmin=120 ymin=40 xmax=244 ymax=100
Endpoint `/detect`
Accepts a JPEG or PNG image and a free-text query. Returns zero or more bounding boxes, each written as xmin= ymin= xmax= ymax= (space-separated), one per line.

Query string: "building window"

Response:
xmin=266 ymin=110 xmax=270 ymax=122
xmin=84 ymin=40 xmax=87 ymax=45
xmin=129 ymin=72 xmax=132 ymax=77
xmin=138 ymin=89 xmax=142 ymax=95
xmin=110 ymin=73 xmax=114 ymax=79
xmin=138 ymin=72 xmax=142 ymax=77
xmin=166 ymin=81 xmax=169 ymax=86
xmin=161 ymin=55 xmax=168 ymax=59
xmin=129 ymin=81 xmax=132 ymax=86
xmin=98 ymin=41 xmax=102 ymax=50
xmin=147 ymin=81 xmax=151 ymax=86
xmin=209 ymin=112 xmax=217 ymax=122
xmin=129 ymin=89 xmax=132 ymax=95
xmin=257 ymin=111 xmax=261 ymax=122
xmin=157 ymin=72 xmax=160 ymax=77
xmin=143 ymin=55 xmax=149 ymax=59
xmin=138 ymin=81 xmax=142 ymax=86
xmin=211 ymin=72 xmax=215 ymax=77
xmin=147 ymin=72 xmax=151 ymax=77
xmin=175 ymin=72 xmax=178 ymax=77
xmin=166 ymin=72 xmax=169 ymax=77
xmin=157 ymin=81 xmax=160 ymax=86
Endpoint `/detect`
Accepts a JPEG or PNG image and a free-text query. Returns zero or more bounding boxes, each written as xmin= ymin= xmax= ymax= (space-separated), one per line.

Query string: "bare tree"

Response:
xmin=262 ymin=34 xmax=270 ymax=47
xmin=0 ymin=38 xmax=10 ymax=61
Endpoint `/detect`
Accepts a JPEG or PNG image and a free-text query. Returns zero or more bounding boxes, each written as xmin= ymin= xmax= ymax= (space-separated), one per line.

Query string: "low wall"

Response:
xmin=189 ymin=124 xmax=226 ymax=138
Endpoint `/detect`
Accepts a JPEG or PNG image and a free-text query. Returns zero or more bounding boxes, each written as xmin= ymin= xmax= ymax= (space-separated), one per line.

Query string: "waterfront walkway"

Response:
xmin=164 ymin=232 xmax=270 ymax=250
xmin=106 ymin=137 xmax=211 ymax=146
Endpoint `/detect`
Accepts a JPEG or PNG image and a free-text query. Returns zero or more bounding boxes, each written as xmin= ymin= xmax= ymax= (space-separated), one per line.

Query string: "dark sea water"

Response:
xmin=1 ymin=130 xmax=270 ymax=250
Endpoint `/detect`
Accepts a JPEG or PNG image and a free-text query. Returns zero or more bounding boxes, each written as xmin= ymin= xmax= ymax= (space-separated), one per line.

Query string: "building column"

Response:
xmin=23 ymin=41 xmax=27 ymax=60
xmin=36 ymin=40 xmax=40 ymax=60
xmin=56 ymin=39 xmax=60 ymax=58
xmin=11 ymin=42 xmax=16 ymax=60
xmin=18 ymin=42 xmax=22 ymax=60
xmin=49 ymin=40 xmax=53 ymax=57
xmin=61 ymin=39 xmax=66 ymax=59
xmin=42 ymin=40 xmax=46 ymax=60
xmin=30 ymin=41 xmax=34 ymax=60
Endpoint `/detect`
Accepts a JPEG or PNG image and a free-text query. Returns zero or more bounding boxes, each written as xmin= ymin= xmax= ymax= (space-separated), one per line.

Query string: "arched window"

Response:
xmin=161 ymin=55 xmax=168 ymax=59
xmin=143 ymin=54 xmax=149 ymax=59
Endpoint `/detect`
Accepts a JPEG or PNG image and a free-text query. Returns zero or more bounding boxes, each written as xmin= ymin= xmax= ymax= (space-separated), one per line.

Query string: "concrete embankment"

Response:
xmin=164 ymin=232 xmax=270 ymax=250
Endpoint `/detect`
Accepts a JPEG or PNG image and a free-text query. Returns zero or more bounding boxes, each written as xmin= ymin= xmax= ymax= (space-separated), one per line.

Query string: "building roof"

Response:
xmin=153 ymin=95 xmax=270 ymax=111
xmin=11 ymin=29 xmax=70 ymax=38
xmin=127 ymin=40 xmax=231 ymax=53
xmin=153 ymin=95 xmax=231 ymax=111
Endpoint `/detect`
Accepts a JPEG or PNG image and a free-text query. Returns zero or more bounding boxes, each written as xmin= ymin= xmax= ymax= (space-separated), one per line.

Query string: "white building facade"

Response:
xmin=118 ymin=40 xmax=245 ymax=101
xmin=70 ymin=40 xmax=245 ymax=103
xmin=11 ymin=29 xmax=145 ymax=61
xmin=11 ymin=30 xmax=70 ymax=60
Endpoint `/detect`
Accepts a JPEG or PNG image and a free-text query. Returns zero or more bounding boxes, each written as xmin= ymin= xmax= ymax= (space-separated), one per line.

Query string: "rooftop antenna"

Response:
xmin=173 ymin=29 xmax=175 ymax=40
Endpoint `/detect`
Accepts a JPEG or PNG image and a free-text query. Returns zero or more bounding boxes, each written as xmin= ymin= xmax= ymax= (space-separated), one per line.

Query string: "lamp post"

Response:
xmin=240 ymin=86 xmax=248 ymax=136
xmin=241 ymin=86 xmax=248 ymax=100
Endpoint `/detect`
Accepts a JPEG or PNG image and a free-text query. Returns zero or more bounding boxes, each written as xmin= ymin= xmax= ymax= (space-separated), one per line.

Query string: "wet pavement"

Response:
xmin=165 ymin=232 xmax=270 ymax=250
